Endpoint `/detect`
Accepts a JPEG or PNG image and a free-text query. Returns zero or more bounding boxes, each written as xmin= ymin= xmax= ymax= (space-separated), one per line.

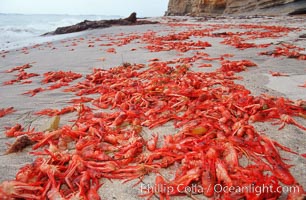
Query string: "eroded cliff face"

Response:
xmin=166 ymin=0 xmax=306 ymax=16
xmin=166 ymin=0 xmax=226 ymax=16
xmin=224 ymin=0 xmax=306 ymax=15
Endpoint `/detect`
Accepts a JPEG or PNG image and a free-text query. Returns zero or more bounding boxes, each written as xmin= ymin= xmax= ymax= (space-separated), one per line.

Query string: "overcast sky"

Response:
xmin=0 ymin=0 xmax=169 ymax=17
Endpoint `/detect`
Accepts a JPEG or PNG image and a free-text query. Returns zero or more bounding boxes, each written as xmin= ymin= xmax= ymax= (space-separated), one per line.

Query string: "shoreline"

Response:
xmin=0 ymin=13 xmax=124 ymax=51
xmin=0 ymin=15 xmax=305 ymax=199
xmin=1 ymin=14 xmax=305 ymax=51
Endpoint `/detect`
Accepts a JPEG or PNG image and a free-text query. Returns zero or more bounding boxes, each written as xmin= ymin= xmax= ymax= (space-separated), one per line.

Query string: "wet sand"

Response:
xmin=0 ymin=16 xmax=305 ymax=199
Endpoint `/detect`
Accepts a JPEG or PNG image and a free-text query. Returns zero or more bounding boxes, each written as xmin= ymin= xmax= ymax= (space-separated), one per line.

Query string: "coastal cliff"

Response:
xmin=166 ymin=0 xmax=226 ymax=16
xmin=166 ymin=0 xmax=306 ymax=16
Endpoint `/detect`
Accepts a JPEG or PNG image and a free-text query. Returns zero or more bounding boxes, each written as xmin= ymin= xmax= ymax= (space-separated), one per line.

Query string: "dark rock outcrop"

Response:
xmin=124 ymin=12 xmax=137 ymax=23
xmin=165 ymin=0 xmax=306 ymax=16
xmin=52 ymin=20 xmax=111 ymax=35
xmin=43 ymin=12 xmax=158 ymax=35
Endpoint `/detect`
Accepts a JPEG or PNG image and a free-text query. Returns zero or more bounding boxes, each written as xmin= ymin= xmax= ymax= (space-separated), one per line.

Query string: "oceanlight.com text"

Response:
xmin=140 ymin=183 xmax=300 ymax=196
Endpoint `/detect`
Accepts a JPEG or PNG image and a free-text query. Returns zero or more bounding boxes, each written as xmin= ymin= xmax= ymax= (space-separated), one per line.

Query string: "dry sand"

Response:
xmin=0 ymin=16 xmax=305 ymax=199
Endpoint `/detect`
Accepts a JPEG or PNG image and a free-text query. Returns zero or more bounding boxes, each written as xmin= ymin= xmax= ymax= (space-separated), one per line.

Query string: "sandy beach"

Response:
xmin=0 ymin=16 xmax=305 ymax=199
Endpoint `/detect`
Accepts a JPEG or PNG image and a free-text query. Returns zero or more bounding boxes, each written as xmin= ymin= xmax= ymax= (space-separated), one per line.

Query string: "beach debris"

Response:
xmin=3 ymin=71 xmax=39 ymax=86
xmin=34 ymin=106 xmax=77 ymax=116
xmin=260 ymin=43 xmax=306 ymax=60
xmin=42 ymin=71 xmax=82 ymax=84
xmin=220 ymin=59 xmax=257 ymax=72
xmin=0 ymin=50 xmax=9 ymax=58
xmin=47 ymin=116 xmax=61 ymax=131
xmin=2 ymin=63 xmax=38 ymax=86
xmin=198 ymin=63 xmax=212 ymax=67
xmin=22 ymin=87 xmax=44 ymax=97
xmin=146 ymin=40 xmax=212 ymax=52
xmin=69 ymin=97 xmax=93 ymax=104
xmin=5 ymin=135 xmax=34 ymax=154
xmin=5 ymin=124 xmax=23 ymax=137
xmin=42 ymin=71 xmax=82 ymax=90
xmin=298 ymin=82 xmax=306 ymax=88
xmin=97 ymin=57 xmax=106 ymax=61
xmin=299 ymin=34 xmax=306 ymax=38
xmin=47 ymin=81 xmax=69 ymax=90
xmin=0 ymin=180 xmax=43 ymax=199
xmin=1 ymin=61 xmax=305 ymax=199
xmin=269 ymin=71 xmax=289 ymax=76
xmin=274 ymin=114 xmax=306 ymax=130
xmin=21 ymin=80 xmax=33 ymax=84
xmin=106 ymin=47 xmax=116 ymax=53
xmin=0 ymin=107 xmax=15 ymax=118
xmin=40 ymin=116 xmax=61 ymax=132
xmin=5 ymin=63 xmax=32 ymax=73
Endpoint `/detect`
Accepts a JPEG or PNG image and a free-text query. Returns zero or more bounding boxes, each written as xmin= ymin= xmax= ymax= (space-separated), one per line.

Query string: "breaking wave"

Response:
xmin=0 ymin=14 xmax=121 ymax=50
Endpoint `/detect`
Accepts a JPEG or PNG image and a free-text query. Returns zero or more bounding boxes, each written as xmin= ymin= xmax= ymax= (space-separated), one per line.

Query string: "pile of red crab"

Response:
xmin=0 ymin=22 xmax=306 ymax=200
xmin=1 ymin=61 xmax=306 ymax=200
xmin=260 ymin=43 xmax=306 ymax=60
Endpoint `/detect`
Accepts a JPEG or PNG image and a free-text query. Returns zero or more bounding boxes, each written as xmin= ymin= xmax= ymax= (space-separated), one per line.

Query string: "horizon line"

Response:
xmin=0 ymin=12 xmax=125 ymax=17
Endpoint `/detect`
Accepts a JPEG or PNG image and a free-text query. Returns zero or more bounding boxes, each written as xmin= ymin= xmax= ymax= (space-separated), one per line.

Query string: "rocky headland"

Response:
xmin=44 ymin=13 xmax=158 ymax=35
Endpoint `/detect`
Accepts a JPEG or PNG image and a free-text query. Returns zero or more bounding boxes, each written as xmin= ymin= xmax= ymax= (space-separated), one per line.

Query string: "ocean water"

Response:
xmin=0 ymin=13 xmax=121 ymax=50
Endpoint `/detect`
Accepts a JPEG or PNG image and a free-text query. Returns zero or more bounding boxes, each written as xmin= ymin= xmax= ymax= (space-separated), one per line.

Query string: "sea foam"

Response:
xmin=0 ymin=13 xmax=121 ymax=50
